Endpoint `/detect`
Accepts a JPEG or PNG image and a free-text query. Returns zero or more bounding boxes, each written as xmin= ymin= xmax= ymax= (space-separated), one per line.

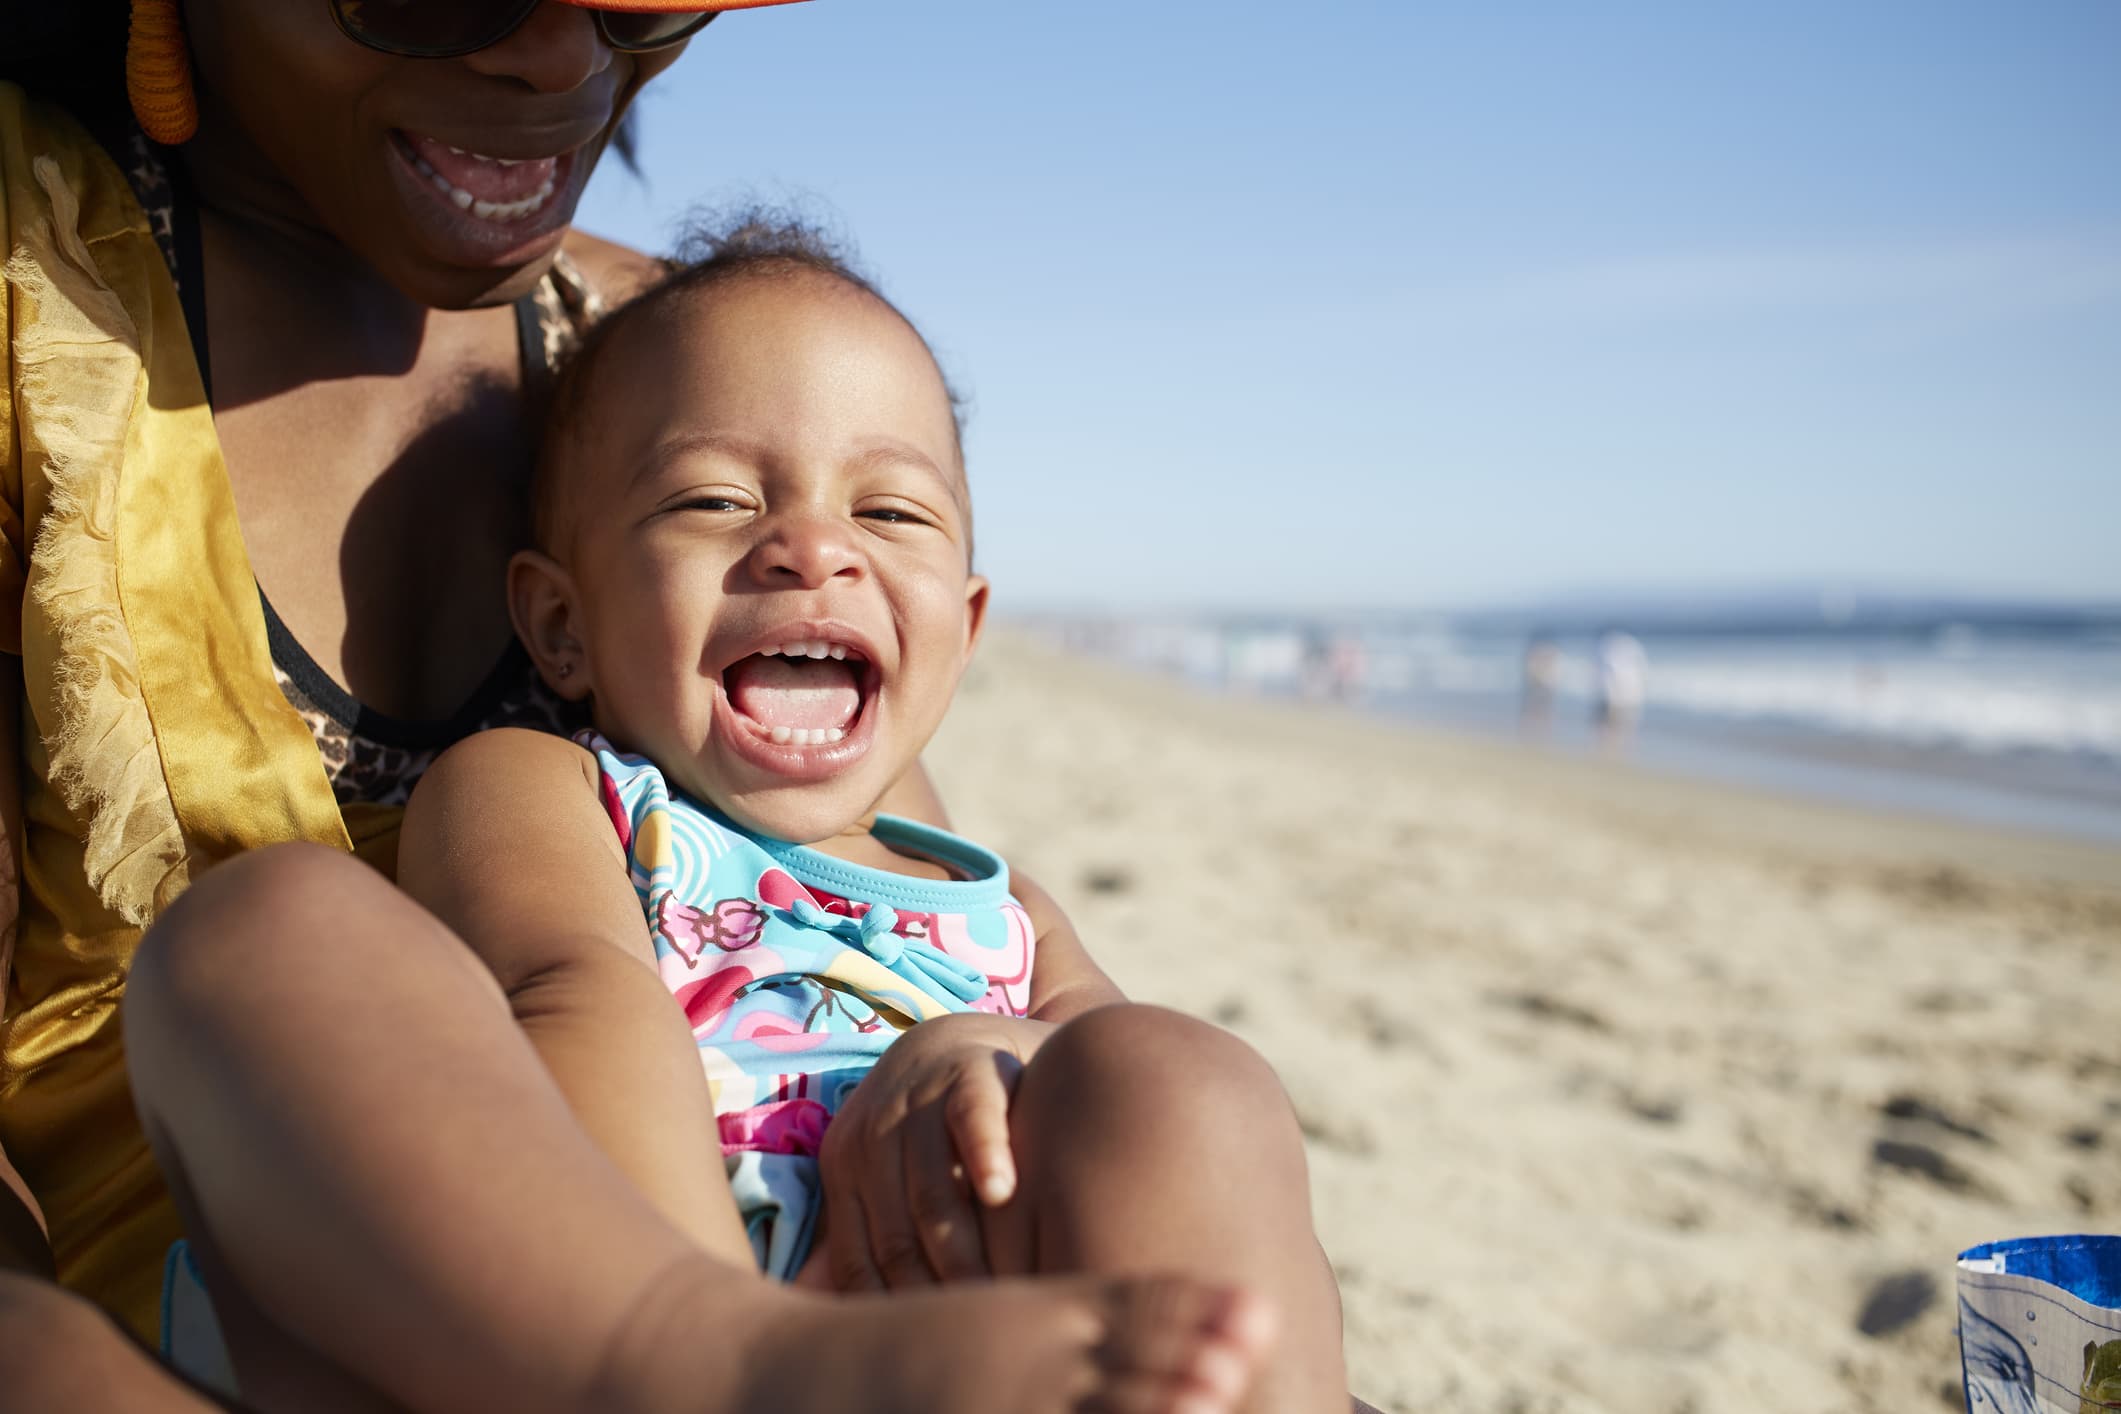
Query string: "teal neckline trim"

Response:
xmin=748 ymin=814 xmax=1011 ymax=913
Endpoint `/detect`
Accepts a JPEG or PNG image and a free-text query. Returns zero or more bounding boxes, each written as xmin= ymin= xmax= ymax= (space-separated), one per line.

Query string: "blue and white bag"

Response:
xmin=1959 ymin=1235 xmax=2121 ymax=1413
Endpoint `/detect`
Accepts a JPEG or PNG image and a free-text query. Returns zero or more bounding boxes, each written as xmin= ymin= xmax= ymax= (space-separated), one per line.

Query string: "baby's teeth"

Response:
xmin=770 ymin=726 xmax=792 ymax=745
xmin=803 ymin=643 xmax=829 ymax=659
xmin=827 ymin=645 xmax=848 ymax=660
xmin=450 ymin=187 xmax=472 ymax=210
xmin=825 ymin=727 xmax=845 ymax=743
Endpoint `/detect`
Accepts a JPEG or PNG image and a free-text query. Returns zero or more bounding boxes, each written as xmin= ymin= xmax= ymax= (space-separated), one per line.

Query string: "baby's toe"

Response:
xmin=1089 ymin=1276 xmax=1273 ymax=1408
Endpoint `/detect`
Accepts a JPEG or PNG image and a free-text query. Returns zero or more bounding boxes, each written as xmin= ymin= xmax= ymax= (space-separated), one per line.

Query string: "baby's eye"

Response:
xmin=677 ymin=495 xmax=746 ymax=513
xmin=858 ymin=505 xmax=933 ymax=527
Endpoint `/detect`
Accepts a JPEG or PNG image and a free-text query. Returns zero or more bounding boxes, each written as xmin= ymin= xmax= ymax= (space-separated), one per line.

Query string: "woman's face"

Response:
xmin=183 ymin=0 xmax=693 ymax=307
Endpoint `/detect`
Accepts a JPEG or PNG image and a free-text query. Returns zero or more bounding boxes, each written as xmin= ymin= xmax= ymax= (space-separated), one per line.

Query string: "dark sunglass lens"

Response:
xmin=597 ymin=10 xmax=715 ymax=51
xmin=334 ymin=0 xmax=533 ymax=57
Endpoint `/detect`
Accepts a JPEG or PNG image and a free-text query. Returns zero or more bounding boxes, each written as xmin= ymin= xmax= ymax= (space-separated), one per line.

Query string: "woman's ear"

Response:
xmin=508 ymin=550 xmax=593 ymax=700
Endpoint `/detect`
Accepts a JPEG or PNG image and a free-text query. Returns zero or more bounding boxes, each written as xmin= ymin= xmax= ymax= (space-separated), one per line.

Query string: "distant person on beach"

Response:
xmin=1302 ymin=629 xmax=1368 ymax=701
xmin=125 ymin=222 xmax=1349 ymax=1413
xmin=1520 ymin=634 xmax=1562 ymax=738
xmin=1593 ymin=630 xmax=1648 ymax=755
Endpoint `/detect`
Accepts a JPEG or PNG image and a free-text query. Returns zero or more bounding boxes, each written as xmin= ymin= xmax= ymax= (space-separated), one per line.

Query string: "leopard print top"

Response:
xmin=125 ymin=128 xmax=595 ymax=808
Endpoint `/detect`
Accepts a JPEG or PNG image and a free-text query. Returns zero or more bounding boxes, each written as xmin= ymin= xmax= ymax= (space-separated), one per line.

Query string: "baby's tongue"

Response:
xmin=727 ymin=655 xmax=860 ymax=731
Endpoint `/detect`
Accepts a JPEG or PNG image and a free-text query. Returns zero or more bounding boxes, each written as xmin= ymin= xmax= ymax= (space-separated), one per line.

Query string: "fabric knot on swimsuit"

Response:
xmin=783 ymin=896 xmax=986 ymax=1006
xmin=856 ymin=905 xmax=903 ymax=963
xmin=788 ymin=897 xmax=903 ymax=963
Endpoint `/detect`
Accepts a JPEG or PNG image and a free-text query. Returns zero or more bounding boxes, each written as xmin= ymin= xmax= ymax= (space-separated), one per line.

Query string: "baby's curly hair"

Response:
xmin=532 ymin=210 xmax=967 ymax=555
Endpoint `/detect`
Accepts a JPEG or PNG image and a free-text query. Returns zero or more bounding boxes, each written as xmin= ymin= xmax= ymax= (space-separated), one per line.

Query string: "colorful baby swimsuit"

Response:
xmin=586 ymin=734 xmax=1038 ymax=1279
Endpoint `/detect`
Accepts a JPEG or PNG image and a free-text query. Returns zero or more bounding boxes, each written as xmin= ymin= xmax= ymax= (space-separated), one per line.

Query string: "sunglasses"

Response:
xmin=329 ymin=1 xmax=715 ymax=59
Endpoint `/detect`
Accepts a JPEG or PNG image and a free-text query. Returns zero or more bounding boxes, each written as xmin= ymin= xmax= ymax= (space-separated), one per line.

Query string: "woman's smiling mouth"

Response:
xmin=384 ymin=128 xmax=583 ymax=265
xmin=395 ymin=131 xmax=562 ymax=223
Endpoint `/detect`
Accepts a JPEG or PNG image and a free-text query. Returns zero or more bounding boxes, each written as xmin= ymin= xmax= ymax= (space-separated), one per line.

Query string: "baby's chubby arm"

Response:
xmin=398 ymin=728 xmax=746 ymax=1255
xmin=1012 ymin=868 xmax=1126 ymax=1023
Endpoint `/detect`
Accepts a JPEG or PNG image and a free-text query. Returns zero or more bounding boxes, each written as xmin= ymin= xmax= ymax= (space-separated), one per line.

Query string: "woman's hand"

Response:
xmin=819 ymin=1011 xmax=1051 ymax=1289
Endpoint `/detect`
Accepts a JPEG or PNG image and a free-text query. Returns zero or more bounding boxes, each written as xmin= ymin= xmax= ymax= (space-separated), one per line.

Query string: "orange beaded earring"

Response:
xmin=127 ymin=0 xmax=199 ymax=145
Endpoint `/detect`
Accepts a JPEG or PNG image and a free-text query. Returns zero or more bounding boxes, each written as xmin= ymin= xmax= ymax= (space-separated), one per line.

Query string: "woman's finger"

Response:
xmin=942 ymin=1055 xmax=1018 ymax=1209
xmin=903 ymin=1095 xmax=989 ymax=1281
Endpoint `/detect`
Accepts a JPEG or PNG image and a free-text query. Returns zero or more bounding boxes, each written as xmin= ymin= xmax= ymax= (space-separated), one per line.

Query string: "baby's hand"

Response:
xmin=819 ymin=1011 xmax=1047 ymax=1289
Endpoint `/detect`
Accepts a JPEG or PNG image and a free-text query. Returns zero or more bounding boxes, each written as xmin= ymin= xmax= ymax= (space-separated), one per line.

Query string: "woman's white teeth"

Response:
xmin=767 ymin=726 xmax=846 ymax=747
xmin=443 ymin=143 xmax=525 ymax=166
xmin=408 ymin=151 xmax=556 ymax=222
xmin=763 ymin=640 xmax=854 ymax=661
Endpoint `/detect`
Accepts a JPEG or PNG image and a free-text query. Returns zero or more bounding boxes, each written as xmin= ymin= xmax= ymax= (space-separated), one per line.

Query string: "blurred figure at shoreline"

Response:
xmin=1302 ymin=628 xmax=1369 ymax=702
xmin=1520 ymin=634 xmax=1562 ymax=739
xmin=1594 ymin=630 xmax=1648 ymax=756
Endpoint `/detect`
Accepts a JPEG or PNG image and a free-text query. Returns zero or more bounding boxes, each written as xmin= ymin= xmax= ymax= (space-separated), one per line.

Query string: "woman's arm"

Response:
xmin=0 ymin=655 xmax=53 ymax=1277
xmin=397 ymin=728 xmax=744 ymax=1254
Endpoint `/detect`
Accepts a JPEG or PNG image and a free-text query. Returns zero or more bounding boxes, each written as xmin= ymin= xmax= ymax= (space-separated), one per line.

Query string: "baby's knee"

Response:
xmin=1026 ymin=1005 xmax=1299 ymax=1150
xmin=133 ymin=845 xmax=364 ymax=1001
xmin=126 ymin=843 xmax=398 ymax=1071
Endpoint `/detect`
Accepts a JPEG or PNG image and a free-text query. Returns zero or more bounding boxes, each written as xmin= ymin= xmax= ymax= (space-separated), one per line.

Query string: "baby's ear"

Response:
xmin=961 ymin=574 xmax=991 ymax=659
xmin=508 ymin=549 xmax=592 ymax=700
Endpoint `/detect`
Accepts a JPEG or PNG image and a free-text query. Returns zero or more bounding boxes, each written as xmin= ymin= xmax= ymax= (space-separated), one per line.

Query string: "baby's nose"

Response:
xmin=749 ymin=514 xmax=864 ymax=588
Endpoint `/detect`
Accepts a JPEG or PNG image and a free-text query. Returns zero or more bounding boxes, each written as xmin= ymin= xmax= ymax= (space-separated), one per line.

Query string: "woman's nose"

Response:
xmin=464 ymin=2 xmax=612 ymax=93
xmin=747 ymin=513 xmax=866 ymax=590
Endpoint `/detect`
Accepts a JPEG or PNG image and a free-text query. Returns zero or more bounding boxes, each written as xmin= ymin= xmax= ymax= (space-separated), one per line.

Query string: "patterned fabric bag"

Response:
xmin=1959 ymin=1235 xmax=2121 ymax=1412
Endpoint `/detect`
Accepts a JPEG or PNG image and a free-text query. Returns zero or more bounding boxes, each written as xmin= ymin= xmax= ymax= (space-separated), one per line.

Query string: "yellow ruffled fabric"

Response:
xmin=9 ymin=151 xmax=191 ymax=923
xmin=1 ymin=83 xmax=353 ymax=1341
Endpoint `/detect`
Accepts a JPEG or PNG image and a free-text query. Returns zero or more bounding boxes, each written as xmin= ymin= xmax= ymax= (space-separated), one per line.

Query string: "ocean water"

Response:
xmin=1036 ymin=609 xmax=2121 ymax=846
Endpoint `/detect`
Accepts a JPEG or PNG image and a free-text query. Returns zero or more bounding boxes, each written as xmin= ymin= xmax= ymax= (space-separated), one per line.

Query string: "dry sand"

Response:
xmin=924 ymin=632 xmax=2121 ymax=1414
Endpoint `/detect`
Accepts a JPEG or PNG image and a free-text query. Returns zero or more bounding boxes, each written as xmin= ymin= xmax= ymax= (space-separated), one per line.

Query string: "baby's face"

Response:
xmin=542 ymin=272 xmax=984 ymax=842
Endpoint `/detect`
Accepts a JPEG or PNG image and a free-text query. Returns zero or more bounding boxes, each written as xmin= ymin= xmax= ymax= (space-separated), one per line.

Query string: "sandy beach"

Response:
xmin=924 ymin=631 xmax=2121 ymax=1414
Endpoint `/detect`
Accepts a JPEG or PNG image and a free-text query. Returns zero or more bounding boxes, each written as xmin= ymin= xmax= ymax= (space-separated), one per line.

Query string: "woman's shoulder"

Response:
xmin=561 ymin=229 xmax=666 ymax=305
xmin=1 ymin=83 xmax=138 ymax=220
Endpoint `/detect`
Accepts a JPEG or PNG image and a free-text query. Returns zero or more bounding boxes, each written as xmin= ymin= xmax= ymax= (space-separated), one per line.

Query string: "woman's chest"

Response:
xmin=212 ymin=361 xmax=533 ymax=722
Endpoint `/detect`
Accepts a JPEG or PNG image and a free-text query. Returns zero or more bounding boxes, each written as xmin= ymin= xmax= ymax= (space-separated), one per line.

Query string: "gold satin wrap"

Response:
xmin=1 ymin=84 xmax=360 ymax=1341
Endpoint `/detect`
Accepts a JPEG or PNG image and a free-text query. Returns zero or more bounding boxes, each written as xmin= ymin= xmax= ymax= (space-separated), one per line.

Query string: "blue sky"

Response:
xmin=579 ymin=0 xmax=2121 ymax=612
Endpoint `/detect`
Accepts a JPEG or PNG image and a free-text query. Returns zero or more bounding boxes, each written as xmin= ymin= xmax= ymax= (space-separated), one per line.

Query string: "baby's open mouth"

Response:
xmin=721 ymin=640 xmax=875 ymax=748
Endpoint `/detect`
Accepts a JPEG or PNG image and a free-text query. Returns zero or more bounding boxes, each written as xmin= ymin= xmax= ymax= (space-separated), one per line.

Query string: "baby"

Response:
xmin=396 ymin=219 xmax=1347 ymax=1414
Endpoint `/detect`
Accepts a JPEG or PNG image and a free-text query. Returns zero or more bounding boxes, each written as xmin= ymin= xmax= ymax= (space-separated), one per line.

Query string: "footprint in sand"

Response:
xmin=1854 ymin=1269 xmax=1937 ymax=1338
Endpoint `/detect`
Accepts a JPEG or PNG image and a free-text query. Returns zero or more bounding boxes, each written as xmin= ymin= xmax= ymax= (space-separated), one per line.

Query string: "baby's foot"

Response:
xmin=854 ymin=1273 xmax=1277 ymax=1414
xmin=598 ymin=1263 xmax=1275 ymax=1414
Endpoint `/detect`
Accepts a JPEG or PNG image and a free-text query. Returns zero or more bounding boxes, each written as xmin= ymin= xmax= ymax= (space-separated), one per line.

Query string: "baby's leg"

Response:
xmin=128 ymin=846 xmax=1269 ymax=1414
xmin=128 ymin=842 xmax=758 ymax=1411
xmin=987 ymin=1005 xmax=1349 ymax=1414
